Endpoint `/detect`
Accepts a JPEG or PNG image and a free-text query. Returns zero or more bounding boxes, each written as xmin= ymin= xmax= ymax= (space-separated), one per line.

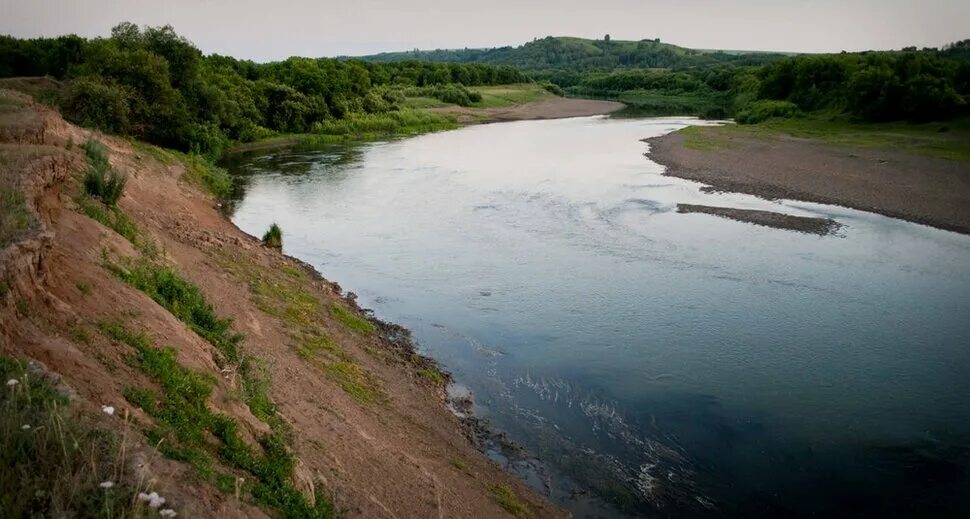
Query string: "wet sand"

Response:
xmin=646 ymin=129 xmax=970 ymax=234
xmin=677 ymin=204 xmax=842 ymax=235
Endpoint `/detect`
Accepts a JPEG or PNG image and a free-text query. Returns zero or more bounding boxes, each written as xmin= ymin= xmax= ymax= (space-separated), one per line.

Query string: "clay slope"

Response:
xmin=0 ymin=89 xmax=564 ymax=518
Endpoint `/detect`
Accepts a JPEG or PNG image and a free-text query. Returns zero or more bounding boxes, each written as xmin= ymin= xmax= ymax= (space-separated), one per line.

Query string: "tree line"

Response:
xmin=0 ymin=23 xmax=528 ymax=156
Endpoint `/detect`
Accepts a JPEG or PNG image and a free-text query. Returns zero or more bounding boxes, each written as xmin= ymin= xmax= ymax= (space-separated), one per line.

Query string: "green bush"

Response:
xmin=539 ymin=81 xmax=564 ymax=96
xmin=61 ymin=76 xmax=130 ymax=134
xmin=81 ymin=140 xmax=127 ymax=206
xmin=735 ymin=100 xmax=799 ymax=124
xmin=262 ymin=223 xmax=282 ymax=249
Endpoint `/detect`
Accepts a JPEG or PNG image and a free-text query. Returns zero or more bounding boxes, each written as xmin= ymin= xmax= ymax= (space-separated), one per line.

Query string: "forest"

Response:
xmin=0 ymin=23 xmax=527 ymax=157
xmin=362 ymin=36 xmax=970 ymax=122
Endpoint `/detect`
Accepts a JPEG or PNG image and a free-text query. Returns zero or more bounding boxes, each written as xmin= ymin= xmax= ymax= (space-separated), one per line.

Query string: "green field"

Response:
xmin=681 ymin=115 xmax=970 ymax=161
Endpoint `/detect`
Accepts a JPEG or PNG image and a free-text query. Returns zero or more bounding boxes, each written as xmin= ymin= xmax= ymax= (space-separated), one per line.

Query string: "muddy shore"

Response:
xmin=646 ymin=128 xmax=970 ymax=234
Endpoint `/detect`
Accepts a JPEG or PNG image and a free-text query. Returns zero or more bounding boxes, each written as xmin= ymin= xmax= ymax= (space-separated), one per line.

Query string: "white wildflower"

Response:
xmin=99 ymin=481 xmax=114 ymax=489
xmin=101 ymin=405 xmax=115 ymax=416
xmin=6 ymin=378 xmax=18 ymax=386
xmin=159 ymin=509 xmax=177 ymax=517
xmin=149 ymin=495 xmax=166 ymax=508
xmin=137 ymin=492 xmax=152 ymax=502
xmin=21 ymin=424 xmax=30 ymax=430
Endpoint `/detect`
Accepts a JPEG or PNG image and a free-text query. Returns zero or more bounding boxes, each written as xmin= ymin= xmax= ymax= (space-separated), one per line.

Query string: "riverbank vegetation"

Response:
xmin=0 ymin=23 xmax=527 ymax=158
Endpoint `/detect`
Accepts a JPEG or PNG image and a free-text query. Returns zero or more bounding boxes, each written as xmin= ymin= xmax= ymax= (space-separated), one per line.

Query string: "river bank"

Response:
xmin=0 ymin=90 xmax=563 ymax=517
xmin=646 ymin=124 xmax=970 ymax=234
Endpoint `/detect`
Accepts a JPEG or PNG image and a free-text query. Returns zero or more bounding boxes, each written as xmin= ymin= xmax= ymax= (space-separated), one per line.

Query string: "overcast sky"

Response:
xmin=2 ymin=0 xmax=968 ymax=62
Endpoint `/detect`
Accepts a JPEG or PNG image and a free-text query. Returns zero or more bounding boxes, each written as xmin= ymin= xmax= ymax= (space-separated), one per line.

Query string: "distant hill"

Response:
xmin=354 ymin=36 xmax=790 ymax=71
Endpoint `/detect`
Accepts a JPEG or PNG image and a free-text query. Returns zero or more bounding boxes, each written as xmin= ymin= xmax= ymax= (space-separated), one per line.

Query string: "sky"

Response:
xmin=1 ymin=0 xmax=968 ymax=62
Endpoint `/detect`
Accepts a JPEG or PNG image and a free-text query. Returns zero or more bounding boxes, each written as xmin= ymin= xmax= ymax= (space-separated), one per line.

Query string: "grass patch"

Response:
xmin=401 ymin=96 xmax=450 ymax=109
xmin=331 ymin=304 xmax=376 ymax=335
xmin=106 ymin=257 xmax=242 ymax=366
xmin=0 ymin=355 xmax=141 ymax=516
xmin=81 ymin=140 xmax=127 ymax=206
xmin=0 ymin=189 xmax=32 ymax=249
xmin=418 ymin=367 xmax=445 ymax=385
xmin=308 ymin=108 xmax=457 ymax=141
xmin=75 ymin=281 xmax=92 ymax=295
xmin=100 ymin=322 xmax=333 ymax=518
xmin=689 ymin=114 xmax=970 ymax=161
xmin=131 ymin=141 xmax=233 ymax=199
xmin=470 ymin=84 xmax=549 ymax=108
xmin=262 ymin=223 xmax=282 ymax=249
xmin=491 ymin=483 xmax=534 ymax=519
xmin=212 ymin=248 xmax=386 ymax=404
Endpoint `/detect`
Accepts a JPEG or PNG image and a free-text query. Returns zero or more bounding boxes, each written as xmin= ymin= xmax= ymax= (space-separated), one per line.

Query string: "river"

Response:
xmin=227 ymin=116 xmax=970 ymax=516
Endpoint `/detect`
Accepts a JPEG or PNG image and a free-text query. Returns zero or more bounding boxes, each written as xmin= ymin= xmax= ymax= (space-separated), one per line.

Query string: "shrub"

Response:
xmin=81 ymin=140 xmax=127 ymax=206
xmin=262 ymin=223 xmax=282 ymax=249
xmin=60 ymin=76 xmax=130 ymax=134
xmin=539 ymin=81 xmax=564 ymax=97
xmin=735 ymin=100 xmax=799 ymax=124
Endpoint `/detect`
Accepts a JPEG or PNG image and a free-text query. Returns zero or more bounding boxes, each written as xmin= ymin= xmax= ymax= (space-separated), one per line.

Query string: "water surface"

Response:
xmin=229 ymin=117 xmax=970 ymax=516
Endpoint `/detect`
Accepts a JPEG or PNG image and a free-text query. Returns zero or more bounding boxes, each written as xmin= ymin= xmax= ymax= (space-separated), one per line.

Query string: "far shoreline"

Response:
xmin=645 ymin=127 xmax=970 ymax=235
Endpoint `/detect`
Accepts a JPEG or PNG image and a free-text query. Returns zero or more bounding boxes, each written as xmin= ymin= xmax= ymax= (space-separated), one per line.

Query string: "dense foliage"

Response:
xmin=0 ymin=23 xmax=528 ymax=155
xmin=359 ymin=36 xmax=786 ymax=71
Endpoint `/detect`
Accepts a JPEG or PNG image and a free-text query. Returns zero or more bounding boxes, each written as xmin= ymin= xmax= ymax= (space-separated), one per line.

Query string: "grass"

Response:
xmin=100 ymin=322 xmax=333 ymax=517
xmin=262 ymin=223 xmax=282 ymax=249
xmin=401 ymin=96 xmax=450 ymax=109
xmin=75 ymin=281 xmax=92 ymax=295
xmin=211 ymin=247 xmax=386 ymax=404
xmin=491 ymin=483 xmax=534 ymax=519
xmin=682 ymin=114 xmax=970 ymax=161
xmin=331 ymin=304 xmax=376 ymax=335
xmin=469 ymin=84 xmax=549 ymax=108
xmin=308 ymin=108 xmax=457 ymax=141
xmin=418 ymin=367 xmax=446 ymax=385
xmin=130 ymin=141 xmax=233 ymax=199
xmin=0 ymin=355 xmax=142 ymax=517
xmin=82 ymin=140 xmax=127 ymax=206
xmin=0 ymin=189 xmax=32 ymax=248
xmin=106 ymin=257 xmax=242 ymax=366
xmin=76 ymin=195 xmax=140 ymax=245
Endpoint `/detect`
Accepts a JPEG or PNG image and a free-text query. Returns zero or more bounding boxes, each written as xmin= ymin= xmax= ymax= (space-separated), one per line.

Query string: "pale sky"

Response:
xmin=1 ymin=0 xmax=968 ymax=62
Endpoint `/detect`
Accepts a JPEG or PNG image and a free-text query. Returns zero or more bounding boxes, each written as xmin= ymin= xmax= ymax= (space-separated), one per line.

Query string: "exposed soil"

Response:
xmin=0 ymin=90 xmax=565 ymax=518
xmin=646 ymin=129 xmax=970 ymax=234
xmin=429 ymin=96 xmax=625 ymax=124
xmin=677 ymin=204 xmax=842 ymax=235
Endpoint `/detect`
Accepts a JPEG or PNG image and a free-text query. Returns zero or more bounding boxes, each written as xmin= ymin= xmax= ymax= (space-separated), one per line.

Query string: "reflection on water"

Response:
xmin=228 ymin=116 xmax=970 ymax=516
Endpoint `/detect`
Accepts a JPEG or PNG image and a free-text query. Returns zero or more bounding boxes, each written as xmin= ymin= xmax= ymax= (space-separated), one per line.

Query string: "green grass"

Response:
xmin=331 ymin=303 xmax=376 ymax=335
xmin=211 ymin=248 xmax=386 ymax=404
xmin=101 ymin=323 xmax=333 ymax=517
xmin=262 ymin=223 xmax=282 ymax=249
xmin=0 ymin=189 xmax=32 ymax=248
xmin=491 ymin=483 xmax=534 ymax=519
xmin=418 ymin=367 xmax=446 ymax=385
xmin=106 ymin=257 xmax=242 ymax=366
xmin=401 ymin=96 xmax=450 ymax=109
xmin=684 ymin=114 xmax=970 ymax=161
xmin=308 ymin=108 xmax=457 ymax=141
xmin=76 ymin=195 xmax=140 ymax=243
xmin=131 ymin=142 xmax=234 ymax=199
xmin=81 ymin=140 xmax=127 ymax=206
xmin=469 ymin=84 xmax=549 ymax=108
xmin=0 ymin=355 xmax=142 ymax=517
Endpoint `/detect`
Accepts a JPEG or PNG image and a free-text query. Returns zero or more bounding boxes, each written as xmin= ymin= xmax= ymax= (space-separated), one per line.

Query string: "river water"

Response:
xmin=227 ymin=116 xmax=970 ymax=517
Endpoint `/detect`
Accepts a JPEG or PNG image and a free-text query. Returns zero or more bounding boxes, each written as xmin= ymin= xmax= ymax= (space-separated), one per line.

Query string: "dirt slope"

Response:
xmin=0 ymin=90 xmax=564 ymax=518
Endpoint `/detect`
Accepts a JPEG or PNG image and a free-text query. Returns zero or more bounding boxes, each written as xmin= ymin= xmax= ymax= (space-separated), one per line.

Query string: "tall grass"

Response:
xmin=0 ymin=356 xmax=142 ymax=516
xmin=309 ymin=109 xmax=457 ymax=140
xmin=82 ymin=140 xmax=127 ymax=206
xmin=262 ymin=223 xmax=282 ymax=249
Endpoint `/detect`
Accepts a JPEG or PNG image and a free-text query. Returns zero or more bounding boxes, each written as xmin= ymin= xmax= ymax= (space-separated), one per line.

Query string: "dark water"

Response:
xmin=228 ymin=117 xmax=970 ymax=517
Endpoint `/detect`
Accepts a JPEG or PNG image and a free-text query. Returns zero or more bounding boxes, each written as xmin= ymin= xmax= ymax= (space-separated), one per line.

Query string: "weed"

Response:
xmin=0 ymin=281 xmax=8 ymax=298
xmin=262 ymin=223 xmax=282 ymax=249
xmin=71 ymin=326 xmax=92 ymax=344
xmin=14 ymin=298 xmax=30 ymax=317
xmin=75 ymin=281 xmax=92 ymax=295
xmin=418 ymin=368 xmax=445 ymax=385
xmin=81 ymin=140 xmax=127 ymax=206
xmin=0 ymin=189 xmax=33 ymax=248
